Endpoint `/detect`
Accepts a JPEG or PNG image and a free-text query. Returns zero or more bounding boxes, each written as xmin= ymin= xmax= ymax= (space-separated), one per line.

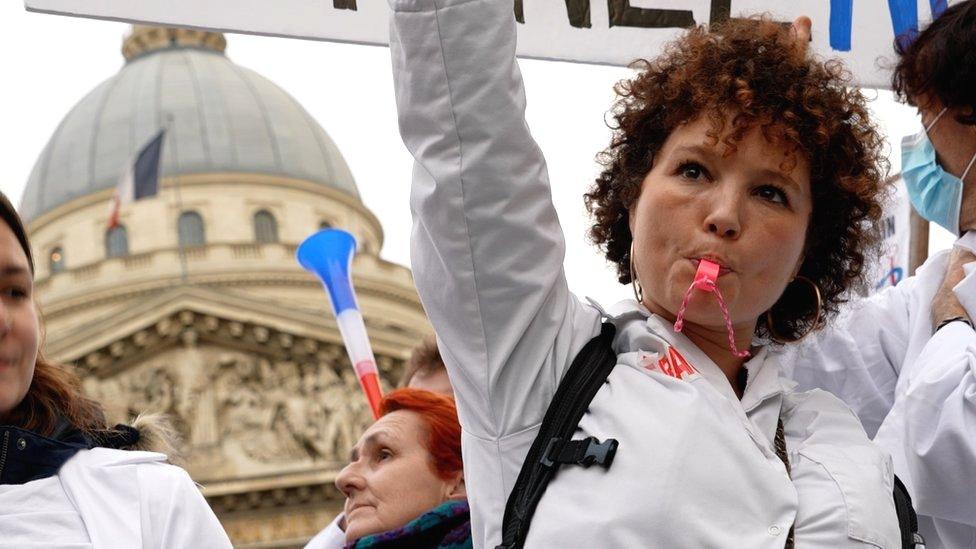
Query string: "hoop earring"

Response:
xmin=765 ymin=275 xmax=822 ymax=343
xmin=630 ymin=241 xmax=643 ymax=304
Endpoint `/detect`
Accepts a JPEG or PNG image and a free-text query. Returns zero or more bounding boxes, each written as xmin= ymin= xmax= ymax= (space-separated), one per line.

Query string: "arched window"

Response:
xmin=178 ymin=211 xmax=206 ymax=247
xmin=253 ymin=210 xmax=279 ymax=243
xmin=105 ymin=226 xmax=129 ymax=258
xmin=49 ymin=247 xmax=66 ymax=274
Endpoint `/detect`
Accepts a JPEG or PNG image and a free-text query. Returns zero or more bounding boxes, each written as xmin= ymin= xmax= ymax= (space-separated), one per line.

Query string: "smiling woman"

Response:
xmin=0 ymin=192 xmax=232 ymax=548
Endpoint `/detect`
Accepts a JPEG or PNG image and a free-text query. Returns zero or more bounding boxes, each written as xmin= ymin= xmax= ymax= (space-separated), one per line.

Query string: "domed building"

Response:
xmin=21 ymin=26 xmax=429 ymax=547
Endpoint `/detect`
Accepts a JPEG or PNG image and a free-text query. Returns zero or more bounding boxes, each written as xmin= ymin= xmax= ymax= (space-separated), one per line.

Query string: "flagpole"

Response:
xmin=165 ymin=113 xmax=190 ymax=284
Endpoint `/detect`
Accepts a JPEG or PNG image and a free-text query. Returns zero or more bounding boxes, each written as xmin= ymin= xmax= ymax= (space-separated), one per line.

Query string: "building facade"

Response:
xmin=20 ymin=26 xmax=429 ymax=547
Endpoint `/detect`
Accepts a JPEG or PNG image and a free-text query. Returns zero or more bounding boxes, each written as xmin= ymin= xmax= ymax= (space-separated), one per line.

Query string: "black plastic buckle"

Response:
xmin=541 ymin=436 xmax=618 ymax=469
xmin=579 ymin=437 xmax=617 ymax=468
xmin=540 ymin=437 xmax=561 ymax=468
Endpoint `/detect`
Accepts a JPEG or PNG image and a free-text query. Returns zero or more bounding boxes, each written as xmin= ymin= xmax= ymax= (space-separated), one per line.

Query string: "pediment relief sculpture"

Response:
xmin=82 ymin=339 xmax=389 ymax=480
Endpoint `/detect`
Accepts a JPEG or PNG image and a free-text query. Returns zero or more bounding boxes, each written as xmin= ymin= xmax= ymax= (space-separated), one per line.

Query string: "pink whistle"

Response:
xmin=692 ymin=259 xmax=720 ymax=291
xmin=674 ymin=259 xmax=749 ymax=358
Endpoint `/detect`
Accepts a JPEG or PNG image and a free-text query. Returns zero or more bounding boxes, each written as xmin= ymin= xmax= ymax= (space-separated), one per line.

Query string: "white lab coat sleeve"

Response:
xmin=954 ymin=261 xmax=976 ymax=317
xmin=304 ymin=514 xmax=346 ymax=549
xmin=788 ymin=278 xmax=913 ymax=437
xmin=138 ymin=462 xmax=233 ymax=549
xmin=892 ymin=321 xmax=976 ymax=528
xmin=388 ymin=0 xmax=600 ymax=440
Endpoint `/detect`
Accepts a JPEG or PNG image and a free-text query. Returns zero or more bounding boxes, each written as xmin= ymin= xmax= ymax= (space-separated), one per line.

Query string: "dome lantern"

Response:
xmin=122 ymin=26 xmax=227 ymax=61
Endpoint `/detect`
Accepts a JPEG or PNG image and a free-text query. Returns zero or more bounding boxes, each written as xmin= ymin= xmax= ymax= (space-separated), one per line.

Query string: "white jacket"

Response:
xmin=787 ymin=240 xmax=976 ymax=549
xmin=388 ymin=0 xmax=900 ymax=547
xmin=58 ymin=448 xmax=232 ymax=548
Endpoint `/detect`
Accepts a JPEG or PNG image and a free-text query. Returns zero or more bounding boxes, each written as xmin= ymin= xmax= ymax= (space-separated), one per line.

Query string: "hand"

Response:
xmin=932 ymin=246 xmax=976 ymax=329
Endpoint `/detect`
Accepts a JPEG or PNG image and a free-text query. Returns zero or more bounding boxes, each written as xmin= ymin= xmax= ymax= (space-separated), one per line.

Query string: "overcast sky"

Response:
xmin=0 ymin=4 xmax=955 ymax=307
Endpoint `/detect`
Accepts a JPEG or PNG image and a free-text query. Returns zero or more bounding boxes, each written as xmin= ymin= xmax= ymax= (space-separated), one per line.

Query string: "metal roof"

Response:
xmin=21 ymin=43 xmax=358 ymax=220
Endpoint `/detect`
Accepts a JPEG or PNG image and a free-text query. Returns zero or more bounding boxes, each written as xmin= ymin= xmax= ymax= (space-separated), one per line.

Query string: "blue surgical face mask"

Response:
xmin=901 ymin=108 xmax=976 ymax=235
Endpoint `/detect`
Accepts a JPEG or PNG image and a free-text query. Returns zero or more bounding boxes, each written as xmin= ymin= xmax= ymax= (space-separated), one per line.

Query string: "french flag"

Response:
xmin=108 ymin=129 xmax=165 ymax=229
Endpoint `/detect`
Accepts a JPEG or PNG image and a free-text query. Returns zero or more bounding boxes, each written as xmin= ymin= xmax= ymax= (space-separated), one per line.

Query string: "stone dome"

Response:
xmin=20 ymin=27 xmax=358 ymax=220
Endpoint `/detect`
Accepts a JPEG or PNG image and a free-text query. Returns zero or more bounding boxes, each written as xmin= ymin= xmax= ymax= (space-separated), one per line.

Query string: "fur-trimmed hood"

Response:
xmin=96 ymin=412 xmax=183 ymax=463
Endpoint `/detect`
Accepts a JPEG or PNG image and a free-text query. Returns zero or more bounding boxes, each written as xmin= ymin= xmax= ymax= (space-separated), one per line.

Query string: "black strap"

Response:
xmin=893 ymin=475 xmax=925 ymax=548
xmin=774 ymin=418 xmax=796 ymax=549
xmin=496 ymin=323 xmax=618 ymax=549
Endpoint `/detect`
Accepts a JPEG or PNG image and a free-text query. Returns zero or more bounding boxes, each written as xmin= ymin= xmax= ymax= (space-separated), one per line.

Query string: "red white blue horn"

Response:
xmin=297 ymin=229 xmax=382 ymax=419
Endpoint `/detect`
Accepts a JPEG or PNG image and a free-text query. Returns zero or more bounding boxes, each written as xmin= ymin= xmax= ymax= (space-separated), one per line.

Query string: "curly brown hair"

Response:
xmin=892 ymin=0 xmax=976 ymax=125
xmin=584 ymin=18 xmax=888 ymax=340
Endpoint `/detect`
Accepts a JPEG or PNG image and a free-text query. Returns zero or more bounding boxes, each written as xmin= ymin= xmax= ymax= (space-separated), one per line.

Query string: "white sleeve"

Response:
xmin=882 ymin=321 xmax=976 ymax=528
xmin=787 ymin=279 xmax=913 ymax=437
xmin=139 ymin=463 xmax=233 ymax=549
xmin=388 ymin=0 xmax=600 ymax=440
xmin=304 ymin=514 xmax=346 ymax=549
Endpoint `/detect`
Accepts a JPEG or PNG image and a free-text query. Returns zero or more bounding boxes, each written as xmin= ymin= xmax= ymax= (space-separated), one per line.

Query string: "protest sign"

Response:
xmin=24 ymin=0 xmax=961 ymax=89
xmin=871 ymin=175 xmax=912 ymax=292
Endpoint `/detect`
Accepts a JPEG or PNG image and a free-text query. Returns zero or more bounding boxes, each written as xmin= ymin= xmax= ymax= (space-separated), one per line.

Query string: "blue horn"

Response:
xmin=296 ymin=229 xmax=359 ymax=315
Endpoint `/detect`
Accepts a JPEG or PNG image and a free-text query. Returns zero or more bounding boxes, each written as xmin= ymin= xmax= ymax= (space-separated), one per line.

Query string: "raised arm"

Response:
xmin=388 ymin=0 xmax=599 ymax=440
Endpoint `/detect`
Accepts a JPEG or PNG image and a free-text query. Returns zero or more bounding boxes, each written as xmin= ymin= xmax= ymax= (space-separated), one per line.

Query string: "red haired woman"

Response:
xmin=0 ymin=192 xmax=232 ymax=548
xmin=306 ymin=388 xmax=469 ymax=548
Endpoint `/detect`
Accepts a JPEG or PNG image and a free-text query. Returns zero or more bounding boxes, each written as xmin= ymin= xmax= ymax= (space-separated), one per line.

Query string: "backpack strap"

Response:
xmin=893 ymin=475 xmax=926 ymax=548
xmin=495 ymin=322 xmax=618 ymax=549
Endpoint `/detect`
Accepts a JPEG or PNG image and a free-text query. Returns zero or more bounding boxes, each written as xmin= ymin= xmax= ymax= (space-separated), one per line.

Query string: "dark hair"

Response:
xmin=585 ymin=18 xmax=887 ymax=341
xmin=0 ymin=192 xmax=34 ymax=274
xmin=399 ymin=335 xmax=446 ymax=387
xmin=0 ymin=192 xmax=107 ymax=436
xmin=893 ymin=0 xmax=976 ymax=125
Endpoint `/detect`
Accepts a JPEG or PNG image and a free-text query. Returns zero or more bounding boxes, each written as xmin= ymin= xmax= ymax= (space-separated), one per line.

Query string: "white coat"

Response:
xmin=387 ymin=0 xmax=900 ymax=547
xmin=786 ymin=236 xmax=976 ymax=549
xmin=58 ymin=447 xmax=232 ymax=548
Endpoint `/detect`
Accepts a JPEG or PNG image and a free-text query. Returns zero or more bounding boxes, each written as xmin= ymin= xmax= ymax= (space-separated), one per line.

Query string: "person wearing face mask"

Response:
xmin=385 ymin=1 xmax=908 ymax=547
xmin=0 ymin=192 xmax=232 ymax=548
xmin=304 ymin=388 xmax=469 ymax=548
xmin=784 ymin=4 xmax=976 ymax=547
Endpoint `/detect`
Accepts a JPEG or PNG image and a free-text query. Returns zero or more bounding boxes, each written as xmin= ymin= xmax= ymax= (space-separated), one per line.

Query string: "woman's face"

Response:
xmin=631 ymin=114 xmax=813 ymax=332
xmin=336 ymin=410 xmax=464 ymax=542
xmin=0 ymin=222 xmax=38 ymax=416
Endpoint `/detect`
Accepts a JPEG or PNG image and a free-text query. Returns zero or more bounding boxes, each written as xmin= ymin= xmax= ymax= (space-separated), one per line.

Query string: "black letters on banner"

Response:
xmin=334 ymin=0 xmax=357 ymax=10
xmin=515 ymin=1 xmax=733 ymax=29
xmin=566 ymin=0 xmax=592 ymax=28
xmin=608 ymin=0 xmax=693 ymax=28
xmin=709 ymin=0 xmax=731 ymax=24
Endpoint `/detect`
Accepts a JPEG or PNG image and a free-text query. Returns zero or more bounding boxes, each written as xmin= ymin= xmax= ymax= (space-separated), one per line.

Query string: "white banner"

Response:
xmin=24 ymin=0 xmax=962 ymax=89
xmin=870 ymin=175 xmax=912 ymax=292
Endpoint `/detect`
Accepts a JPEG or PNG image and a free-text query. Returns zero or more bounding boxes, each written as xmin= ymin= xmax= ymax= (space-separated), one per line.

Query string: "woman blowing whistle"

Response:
xmin=387 ymin=0 xmax=900 ymax=547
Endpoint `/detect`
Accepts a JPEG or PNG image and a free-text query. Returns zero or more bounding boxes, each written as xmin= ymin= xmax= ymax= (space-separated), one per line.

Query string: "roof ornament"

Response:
xmin=122 ymin=26 xmax=227 ymax=62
